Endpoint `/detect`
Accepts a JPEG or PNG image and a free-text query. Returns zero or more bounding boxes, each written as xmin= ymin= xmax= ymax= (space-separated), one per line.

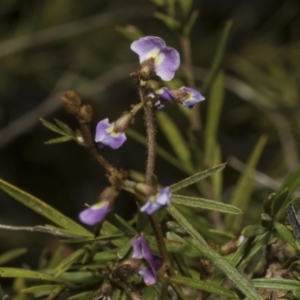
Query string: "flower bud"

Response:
xmin=98 ymin=282 xmax=112 ymax=300
xmin=79 ymin=104 xmax=93 ymax=123
xmin=134 ymin=183 xmax=157 ymax=197
xmin=61 ymin=90 xmax=81 ymax=115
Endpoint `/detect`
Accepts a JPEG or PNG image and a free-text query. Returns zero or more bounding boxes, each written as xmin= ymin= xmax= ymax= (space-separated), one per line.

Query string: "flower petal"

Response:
xmin=140 ymin=187 xmax=172 ymax=215
xmin=79 ymin=201 xmax=110 ymax=226
xmin=138 ymin=267 xmax=156 ymax=285
xmin=154 ymin=88 xmax=174 ymax=102
xmin=154 ymin=47 xmax=180 ymax=81
xmin=95 ymin=118 xmax=127 ymax=149
xmin=180 ymin=87 xmax=205 ymax=108
xmin=131 ymin=36 xmax=166 ymax=63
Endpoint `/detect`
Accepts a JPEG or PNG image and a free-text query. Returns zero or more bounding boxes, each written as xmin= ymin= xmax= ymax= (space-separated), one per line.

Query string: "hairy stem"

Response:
xmin=139 ymin=87 xmax=156 ymax=184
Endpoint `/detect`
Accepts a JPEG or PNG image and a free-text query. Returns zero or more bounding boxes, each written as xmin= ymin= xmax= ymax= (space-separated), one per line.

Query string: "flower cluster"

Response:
xmin=79 ymin=36 xmax=201 ymax=223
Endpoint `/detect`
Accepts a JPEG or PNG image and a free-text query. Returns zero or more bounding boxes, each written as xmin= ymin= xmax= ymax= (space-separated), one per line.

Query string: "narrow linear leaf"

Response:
xmin=156 ymin=111 xmax=193 ymax=172
xmin=201 ymin=19 xmax=233 ymax=93
xmin=45 ymin=136 xmax=73 ymax=144
xmin=106 ymin=214 xmax=136 ymax=236
xmin=276 ymin=164 xmax=300 ymax=197
xmin=21 ymin=285 xmax=63 ymax=294
xmin=0 ymin=178 xmax=92 ymax=237
xmin=61 ymin=233 xmax=123 ymax=244
xmin=274 ymin=221 xmax=300 ymax=250
xmin=0 ymin=268 xmax=62 ymax=282
xmin=54 ymin=248 xmax=86 ymax=277
xmin=225 ymin=136 xmax=267 ymax=232
xmin=171 ymin=276 xmax=237 ymax=298
xmin=167 ymin=205 xmax=263 ymax=299
xmin=40 ymin=118 xmax=67 ymax=136
xmin=170 ymin=163 xmax=226 ymax=192
xmin=54 ymin=118 xmax=74 ymax=135
xmin=204 ymin=71 xmax=224 ymax=168
xmin=251 ymin=278 xmax=300 ymax=290
xmin=172 ymin=195 xmax=241 ymax=214
xmin=0 ymin=248 xmax=27 ymax=265
xmin=273 ymin=188 xmax=290 ymax=220
xmin=65 ymin=291 xmax=93 ymax=300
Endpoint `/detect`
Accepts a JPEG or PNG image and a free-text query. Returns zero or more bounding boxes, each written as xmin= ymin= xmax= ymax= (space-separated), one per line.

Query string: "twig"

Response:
xmin=0 ymin=224 xmax=80 ymax=238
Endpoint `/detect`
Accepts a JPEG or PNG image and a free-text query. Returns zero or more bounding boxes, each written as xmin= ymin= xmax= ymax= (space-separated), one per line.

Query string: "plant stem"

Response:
xmin=139 ymin=87 xmax=156 ymax=184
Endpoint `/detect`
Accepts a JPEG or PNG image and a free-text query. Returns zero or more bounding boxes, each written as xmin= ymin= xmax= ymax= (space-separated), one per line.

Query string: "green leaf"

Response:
xmin=170 ymin=163 xmax=226 ymax=192
xmin=0 ymin=268 xmax=62 ymax=282
xmin=204 ymin=71 xmax=224 ymax=168
xmin=54 ymin=248 xmax=86 ymax=277
xmin=277 ymin=164 xmax=300 ymax=197
xmin=106 ymin=214 xmax=136 ymax=236
xmin=272 ymin=188 xmax=290 ymax=219
xmin=22 ymin=285 xmax=64 ymax=298
xmin=225 ymin=135 xmax=267 ymax=232
xmin=40 ymin=118 xmax=67 ymax=136
xmin=201 ymin=19 xmax=233 ymax=94
xmin=242 ymin=225 xmax=267 ymax=237
xmin=61 ymin=233 xmax=124 ymax=244
xmin=251 ymin=278 xmax=300 ymax=290
xmin=0 ymin=248 xmax=27 ymax=265
xmin=274 ymin=221 xmax=300 ymax=250
xmin=156 ymin=111 xmax=193 ymax=173
xmin=93 ymin=251 xmax=117 ymax=262
xmin=154 ymin=12 xmax=180 ymax=30
xmin=177 ymin=0 xmax=192 ymax=17
xmin=171 ymin=276 xmax=237 ymax=298
xmin=172 ymin=195 xmax=241 ymax=214
xmin=287 ymin=204 xmax=300 ymax=241
xmin=0 ymin=178 xmax=92 ymax=237
xmin=65 ymin=291 xmax=93 ymax=300
xmin=183 ymin=10 xmax=199 ymax=35
xmin=167 ymin=205 xmax=263 ymax=299
xmin=45 ymin=136 xmax=73 ymax=144
xmin=54 ymin=119 xmax=74 ymax=136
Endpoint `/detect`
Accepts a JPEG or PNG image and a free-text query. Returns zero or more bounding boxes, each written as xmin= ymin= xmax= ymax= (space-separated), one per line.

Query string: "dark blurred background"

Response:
xmin=0 ymin=0 xmax=299 ymax=277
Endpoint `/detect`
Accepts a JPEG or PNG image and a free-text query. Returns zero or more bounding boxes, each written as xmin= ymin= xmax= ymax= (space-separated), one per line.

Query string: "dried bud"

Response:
xmin=220 ymin=235 xmax=247 ymax=256
xmin=134 ymin=183 xmax=157 ymax=197
xmin=61 ymin=90 xmax=81 ymax=115
xmin=79 ymin=104 xmax=93 ymax=123
xmin=114 ymin=112 xmax=134 ymax=133
xmin=112 ymin=258 xmax=142 ymax=279
xmin=139 ymin=58 xmax=155 ymax=80
xmin=127 ymin=292 xmax=143 ymax=300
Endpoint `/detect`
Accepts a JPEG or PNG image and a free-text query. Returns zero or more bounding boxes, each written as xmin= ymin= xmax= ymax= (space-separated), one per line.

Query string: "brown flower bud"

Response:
xmin=139 ymin=58 xmax=155 ymax=80
xmin=79 ymin=104 xmax=93 ymax=123
xmin=145 ymin=79 xmax=162 ymax=91
xmin=61 ymin=90 xmax=81 ymax=115
xmin=98 ymin=186 xmax=118 ymax=206
xmin=169 ymin=88 xmax=189 ymax=103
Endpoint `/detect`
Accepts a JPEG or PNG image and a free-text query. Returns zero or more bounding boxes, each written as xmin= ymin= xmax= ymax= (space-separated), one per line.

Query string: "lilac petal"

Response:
xmin=95 ymin=118 xmax=127 ymax=149
xmin=131 ymin=36 xmax=166 ymax=63
xmin=180 ymin=87 xmax=205 ymax=108
xmin=154 ymin=88 xmax=174 ymax=102
xmin=154 ymin=47 xmax=180 ymax=81
xmin=140 ymin=187 xmax=172 ymax=215
xmin=79 ymin=201 xmax=110 ymax=226
xmin=138 ymin=267 xmax=156 ymax=285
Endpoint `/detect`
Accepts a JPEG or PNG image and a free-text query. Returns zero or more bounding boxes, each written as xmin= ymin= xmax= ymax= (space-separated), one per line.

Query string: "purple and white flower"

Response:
xmin=132 ymin=236 xmax=163 ymax=285
xmin=79 ymin=201 xmax=110 ymax=226
xmin=131 ymin=36 xmax=180 ymax=81
xmin=141 ymin=187 xmax=172 ymax=215
xmin=154 ymin=87 xmax=174 ymax=102
xmin=95 ymin=118 xmax=127 ymax=149
xmin=180 ymin=87 xmax=205 ymax=109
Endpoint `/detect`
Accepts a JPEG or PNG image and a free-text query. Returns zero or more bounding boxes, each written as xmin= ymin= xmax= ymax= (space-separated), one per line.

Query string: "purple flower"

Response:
xmin=180 ymin=87 xmax=205 ymax=109
xmin=140 ymin=187 xmax=172 ymax=215
xmin=95 ymin=118 xmax=127 ymax=149
xmin=154 ymin=87 xmax=174 ymax=102
xmin=79 ymin=201 xmax=110 ymax=226
xmin=132 ymin=236 xmax=163 ymax=285
xmin=131 ymin=36 xmax=180 ymax=81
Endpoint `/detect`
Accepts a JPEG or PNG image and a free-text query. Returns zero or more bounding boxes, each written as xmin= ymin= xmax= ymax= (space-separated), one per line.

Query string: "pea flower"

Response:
xmin=154 ymin=86 xmax=205 ymax=109
xmin=132 ymin=236 xmax=163 ymax=285
xmin=131 ymin=36 xmax=180 ymax=81
xmin=95 ymin=118 xmax=127 ymax=150
xmin=79 ymin=187 xmax=118 ymax=226
xmin=79 ymin=201 xmax=110 ymax=226
xmin=140 ymin=187 xmax=172 ymax=215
